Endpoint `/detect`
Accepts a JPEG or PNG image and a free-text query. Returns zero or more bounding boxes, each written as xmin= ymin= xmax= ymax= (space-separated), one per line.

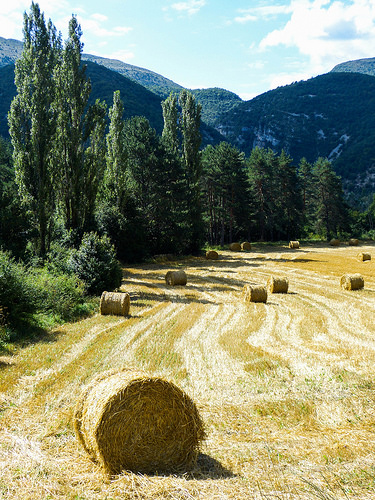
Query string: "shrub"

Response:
xmin=68 ymin=232 xmax=123 ymax=295
xmin=28 ymin=268 xmax=85 ymax=321
xmin=0 ymin=250 xmax=34 ymax=323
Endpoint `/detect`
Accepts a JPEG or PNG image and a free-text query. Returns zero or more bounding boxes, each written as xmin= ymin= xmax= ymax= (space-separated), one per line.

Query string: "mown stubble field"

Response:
xmin=1 ymin=242 xmax=375 ymax=499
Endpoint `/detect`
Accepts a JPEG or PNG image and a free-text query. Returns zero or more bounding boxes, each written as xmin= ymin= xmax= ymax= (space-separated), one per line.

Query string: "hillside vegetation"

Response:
xmin=217 ymin=72 xmax=375 ymax=200
xmin=332 ymin=57 xmax=375 ymax=77
xmin=1 ymin=243 xmax=375 ymax=499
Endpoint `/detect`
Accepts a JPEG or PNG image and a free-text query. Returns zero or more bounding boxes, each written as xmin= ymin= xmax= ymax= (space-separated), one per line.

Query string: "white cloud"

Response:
xmin=259 ymin=0 xmax=375 ymax=74
xmin=103 ymin=49 xmax=136 ymax=63
xmin=234 ymin=4 xmax=293 ymax=23
xmin=79 ymin=15 xmax=132 ymax=39
xmin=169 ymin=0 xmax=206 ymax=16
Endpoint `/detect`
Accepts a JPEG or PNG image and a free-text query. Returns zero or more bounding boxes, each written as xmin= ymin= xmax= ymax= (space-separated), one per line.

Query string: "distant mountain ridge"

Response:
xmin=331 ymin=57 xmax=375 ymax=77
xmin=215 ymin=71 xmax=375 ymax=205
xmin=0 ymin=36 xmax=242 ymax=126
xmin=2 ymin=35 xmax=375 ymax=205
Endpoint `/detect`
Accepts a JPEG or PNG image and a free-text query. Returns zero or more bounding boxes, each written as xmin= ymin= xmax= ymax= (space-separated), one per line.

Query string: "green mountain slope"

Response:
xmin=216 ymin=72 xmax=375 ymax=202
xmin=0 ymin=36 xmax=22 ymax=65
xmin=191 ymin=88 xmax=242 ymax=127
xmin=0 ymin=61 xmax=164 ymax=136
xmin=0 ymin=36 xmax=242 ymax=126
xmin=331 ymin=57 xmax=375 ymax=77
xmin=82 ymin=53 xmax=184 ymax=98
xmin=0 ymin=61 xmax=224 ymax=146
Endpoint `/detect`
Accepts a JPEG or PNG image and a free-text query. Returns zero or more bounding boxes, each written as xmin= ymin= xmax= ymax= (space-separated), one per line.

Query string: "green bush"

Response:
xmin=0 ymin=249 xmax=87 ymax=326
xmin=68 ymin=232 xmax=123 ymax=295
xmin=28 ymin=268 xmax=85 ymax=321
xmin=0 ymin=250 xmax=34 ymax=323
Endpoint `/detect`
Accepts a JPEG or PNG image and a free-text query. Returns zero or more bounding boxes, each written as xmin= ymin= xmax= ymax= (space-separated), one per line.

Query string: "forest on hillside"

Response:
xmin=1 ymin=3 xmax=375 ymax=345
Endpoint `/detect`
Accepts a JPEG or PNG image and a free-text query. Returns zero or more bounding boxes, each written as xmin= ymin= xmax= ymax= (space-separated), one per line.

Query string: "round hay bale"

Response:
xmin=340 ymin=273 xmax=364 ymax=291
xmin=229 ymin=242 xmax=241 ymax=252
xmin=241 ymin=241 xmax=252 ymax=251
xmin=330 ymin=238 xmax=340 ymax=246
xmin=243 ymin=284 xmax=267 ymax=303
xmin=267 ymin=276 xmax=289 ymax=293
xmin=357 ymin=252 xmax=371 ymax=262
xmin=100 ymin=292 xmax=130 ymax=316
xmin=165 ymin=270 xmax=187 ymax=286
xmin=289 ymin=240 xmax=300 ymax=249
xmin=74 ymin=368 xmax=205 ymax=475
xmin=205 ymin=250 xmax=219 ymax=260
xmin=348 ymin=238 xmax=359 ymax=246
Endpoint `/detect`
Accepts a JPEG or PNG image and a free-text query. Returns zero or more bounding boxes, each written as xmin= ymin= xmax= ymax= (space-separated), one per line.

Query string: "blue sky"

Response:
xmin=2 ymin=0 xmax=375 ymax=99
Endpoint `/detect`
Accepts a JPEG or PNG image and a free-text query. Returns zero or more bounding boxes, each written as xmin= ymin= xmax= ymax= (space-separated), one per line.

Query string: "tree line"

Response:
xmin=1 ymin=3 xmax=370 ymax=269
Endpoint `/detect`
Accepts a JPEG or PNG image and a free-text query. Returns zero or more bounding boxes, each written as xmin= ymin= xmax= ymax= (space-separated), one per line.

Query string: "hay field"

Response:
xmin=1 ymin=242 xmax=375 ymax=499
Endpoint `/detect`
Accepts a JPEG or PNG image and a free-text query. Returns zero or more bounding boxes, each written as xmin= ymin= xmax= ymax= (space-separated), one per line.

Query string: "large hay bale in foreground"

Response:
xmin=357 ymin=252 xmax=371 ymax=262
xmin=229 ymin=242 xmax=241 ymax=251
xmin=165 ymin=270 xmax=187 ymax=286
xmin=330 ymin=238 xmax=340 ymax=246
xmin=340 ymin=273 xmax=364 ymax=291
xmin=289 ymin=240 xmax=300 ymax=249
xmin=267 ymin=276 xmax=289 ymax=293
xmin=100 ymin=291 xmax=130 ymax=316
xmin=241 ymin=241 xmax=252 ymax=251
xmin=243 ymin=284 xmax=267 ymax=303
xmin=348 ymin=238 xmax=359 ymax=246
xmin=206 ymin=250 xmax=219 ymax=260
xmin=74 ymin=369 xmax=205 ymax=475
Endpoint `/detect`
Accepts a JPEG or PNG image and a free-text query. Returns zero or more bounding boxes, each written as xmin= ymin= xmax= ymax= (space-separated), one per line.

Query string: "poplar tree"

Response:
xmin=104 ymin=91 xmax=128 ymax=210
xmin=53 ymin=15 xmax=106 ymax=236
xmin=178 ymin=90 xmax=203 ymax=253
xmin=8 ymin=2 xmax=61 ymax=257
xmin=161 ymin=93 xmax=179 ymax=155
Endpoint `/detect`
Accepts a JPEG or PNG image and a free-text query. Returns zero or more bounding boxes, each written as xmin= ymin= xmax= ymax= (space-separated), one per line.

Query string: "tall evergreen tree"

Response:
xmin=311 ymin=157 xmax=348 ymax=239
xmin=298 ymin=157 xmax=315 ymax=235
xmin=246 ymin=147 xmax=276 ymax=241
xmin=202 ymin=142 xmax=248 ymax=246
xmin=274 ymin=150 xmax=302 ymax=240
xmin=8 ymin=2 xmax=61 ymax=257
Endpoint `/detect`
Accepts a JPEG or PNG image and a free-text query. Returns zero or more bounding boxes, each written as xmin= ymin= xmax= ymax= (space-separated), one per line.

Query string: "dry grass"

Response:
xmin=1 ymin=242 xmax=375 ymax=498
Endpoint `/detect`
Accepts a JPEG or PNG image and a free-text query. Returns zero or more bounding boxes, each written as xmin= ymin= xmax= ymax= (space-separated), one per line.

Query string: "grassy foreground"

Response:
xmin=1 ymin=242 xmax=375 ymax=499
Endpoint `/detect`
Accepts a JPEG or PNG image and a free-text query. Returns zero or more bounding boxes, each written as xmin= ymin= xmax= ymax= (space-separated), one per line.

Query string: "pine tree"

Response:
xmin=298 ymin=157 xmax=315 ymax=234
xmin=312 ymin=157 xmax=348 ymax=239
xmin=274 ymin=150 xmax=302 ymax=240
xmin=8 ymin=2 xmax=61 ymax=257
xmin=246 ymin=147 xmax=276 ymax=241
xmin=202 ymin=142 xmax=248 ymax=246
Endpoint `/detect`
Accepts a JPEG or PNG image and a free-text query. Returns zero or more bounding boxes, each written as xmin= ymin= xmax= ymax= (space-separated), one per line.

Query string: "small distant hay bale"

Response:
xmin=330 ymin=238 xmax=340 ymax=246
xmin=100 ymin=291 xmax=130 ymax=316
xmin=340 ymin=273 xmax=364 ymax=291
xmin=357 ymin=252 xmax=371 ymax=262
xmin=289 ymin=240 xmax=300 ymax=249
xmin=73 ymin=368 xmax=205 ymax=475
xmin=206 ymin=250 xmax=219 ymax=260
xmin=229 ymin=242 xmax=241 ymax=252
xmin=241 ymin=241 xmax=252 ymax=251
xmin=348 ymin=238 xmax=359 ymax=246
xmin=243 ymin=284 xmax=267 ymax=303
xmin=165 ymin=270 xmax=187 ymax=286
xmin=267 ymin=276 xmax=289 ymax=293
